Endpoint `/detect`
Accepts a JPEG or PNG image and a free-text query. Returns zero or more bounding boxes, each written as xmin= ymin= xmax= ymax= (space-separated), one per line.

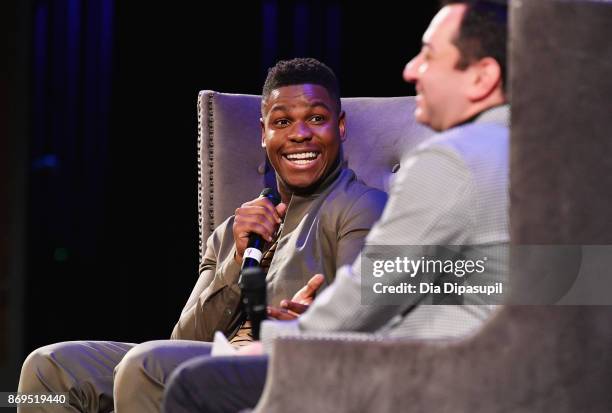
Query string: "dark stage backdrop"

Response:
xmin=5 ymin=0 xmax=437 ymax=385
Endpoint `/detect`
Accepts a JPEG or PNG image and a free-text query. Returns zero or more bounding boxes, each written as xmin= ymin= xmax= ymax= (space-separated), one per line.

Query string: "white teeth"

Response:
xmin=285 ymin=152 xmax=318 ymax=160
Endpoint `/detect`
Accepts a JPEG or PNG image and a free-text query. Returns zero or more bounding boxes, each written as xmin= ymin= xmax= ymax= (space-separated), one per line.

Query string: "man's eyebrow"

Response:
xmin=422 ymin=41 xmax=434 ymax=51
xmin=269 ymin=101 xmax=332 ymax=114
xmin=269 ymin=104 xmax=288 ymax=114
xmin=308 ymin=101 xmax=332 ymax=111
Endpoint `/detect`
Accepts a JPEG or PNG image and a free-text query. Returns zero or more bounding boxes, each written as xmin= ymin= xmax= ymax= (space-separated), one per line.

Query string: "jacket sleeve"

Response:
xmin=171 ymin=219 xmax=243 ymax=341
xmin=335 ymin=188 xmax=388 ymax=268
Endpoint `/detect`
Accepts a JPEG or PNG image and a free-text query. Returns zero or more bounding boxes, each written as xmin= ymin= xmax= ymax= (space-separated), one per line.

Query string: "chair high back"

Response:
xmin=197 ymin=91 xmax=431 ymax=261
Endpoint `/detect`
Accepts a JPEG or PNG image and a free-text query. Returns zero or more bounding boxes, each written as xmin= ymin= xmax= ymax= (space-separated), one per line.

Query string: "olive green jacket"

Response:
xmin=171 ymin=165 xmax=387 ymax=341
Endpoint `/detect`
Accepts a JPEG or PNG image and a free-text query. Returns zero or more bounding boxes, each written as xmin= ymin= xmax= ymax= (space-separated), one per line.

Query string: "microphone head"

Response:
xmin=259 ymin=187 xmax=281 ymax=206
xmin=239 ymin=266 xmax=267 ymax=290
xmin=238 ymin=266 xmax=267 ymax=339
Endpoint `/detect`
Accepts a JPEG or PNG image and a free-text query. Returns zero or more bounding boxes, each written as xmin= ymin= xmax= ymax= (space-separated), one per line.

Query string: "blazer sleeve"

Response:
xmin=335 ymin=188 xmax=388 ymax=269
xmin=171 ymin=219 xmax=243 ymax=341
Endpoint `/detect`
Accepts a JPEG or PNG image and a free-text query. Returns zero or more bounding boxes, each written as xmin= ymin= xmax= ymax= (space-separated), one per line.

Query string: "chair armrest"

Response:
xmin=255 ymin=334 xmax=457 ymax=413
xmin=255 ymin=307 xmax=612 ymax=413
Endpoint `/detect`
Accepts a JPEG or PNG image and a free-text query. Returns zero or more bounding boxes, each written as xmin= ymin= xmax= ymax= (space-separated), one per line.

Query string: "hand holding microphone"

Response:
xmin=232 ymin=188 xmax=286 ymax=267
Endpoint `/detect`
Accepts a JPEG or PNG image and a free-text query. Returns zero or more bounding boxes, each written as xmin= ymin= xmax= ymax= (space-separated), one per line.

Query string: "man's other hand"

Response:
xmin=267 ymin=273 xmax=325 ymax=320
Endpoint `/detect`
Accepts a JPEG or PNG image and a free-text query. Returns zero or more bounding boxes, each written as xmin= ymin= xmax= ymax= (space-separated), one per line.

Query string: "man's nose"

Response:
xmin=289 ymin=121 xmax=312 ymax=142
xmin=403 ymin=55 xmax=421 ymax=83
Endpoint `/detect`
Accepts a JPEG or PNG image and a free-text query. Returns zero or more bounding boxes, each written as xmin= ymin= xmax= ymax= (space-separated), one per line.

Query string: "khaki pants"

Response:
xmin=17 ymin=340 xmax=212 ymax=413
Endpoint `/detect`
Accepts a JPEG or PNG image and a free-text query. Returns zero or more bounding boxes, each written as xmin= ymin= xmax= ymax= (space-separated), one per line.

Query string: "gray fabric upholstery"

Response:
xmin=197 ymin=92 xmax=431 ymax=262
xmin=256 ymin=306 xmax=612 ymax=413
xmin=509 ymin=0 xmax=612 ymax=244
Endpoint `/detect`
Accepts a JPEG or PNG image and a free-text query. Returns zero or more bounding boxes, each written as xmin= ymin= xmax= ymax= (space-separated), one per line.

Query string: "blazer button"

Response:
xmin=391 ymin=163 xmax=400 ymax=173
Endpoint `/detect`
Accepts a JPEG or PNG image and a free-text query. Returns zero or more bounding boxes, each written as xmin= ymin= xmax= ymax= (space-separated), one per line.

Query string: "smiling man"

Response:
xmin=17 ymin=58 xmax=387 ymax=413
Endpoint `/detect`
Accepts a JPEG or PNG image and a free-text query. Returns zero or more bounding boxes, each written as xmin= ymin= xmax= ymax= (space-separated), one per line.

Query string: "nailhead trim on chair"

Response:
xmin=197 ymin=91 xmax=204 ymax=263
xmin=197 ymin=92 xmax=204 ymax=263
xmin=196 ymin=91 xmax=217 ymax=264
xmin=277 ymin=332 xmax=387 ymax=344
xmin=207 ymin=94 xmax=215 ymax=236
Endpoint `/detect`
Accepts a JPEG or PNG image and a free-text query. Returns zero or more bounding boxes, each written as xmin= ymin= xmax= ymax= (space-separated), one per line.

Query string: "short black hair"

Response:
xmin=442 ymin=0 xmax=508 ymax=91
xmin=262 ymin=57 xmax=341 ymax=113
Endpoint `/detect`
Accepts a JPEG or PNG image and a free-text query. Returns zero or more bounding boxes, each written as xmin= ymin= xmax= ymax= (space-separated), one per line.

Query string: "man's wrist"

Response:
xmin=234 ymin=251 xmax=243 ymax=265
xmin=220 ymin=250 xmax=243 ymax=285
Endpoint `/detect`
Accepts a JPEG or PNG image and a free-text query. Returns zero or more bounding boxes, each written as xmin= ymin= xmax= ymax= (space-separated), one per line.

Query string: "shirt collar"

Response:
xmin=473 ymin=104 xmax=510 ymax=127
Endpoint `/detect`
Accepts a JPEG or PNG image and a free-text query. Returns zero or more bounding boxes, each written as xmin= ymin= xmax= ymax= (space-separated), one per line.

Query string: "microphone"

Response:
xmin=240 ymin=188 xmax=281 ymax=271
xmin=238 ymin=188 xmax=280 ymax=340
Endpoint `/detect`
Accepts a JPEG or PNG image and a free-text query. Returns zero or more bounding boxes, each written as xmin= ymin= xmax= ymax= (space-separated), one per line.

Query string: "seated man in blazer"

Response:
xmin=17 ymin=58 xmax=387 ymax=413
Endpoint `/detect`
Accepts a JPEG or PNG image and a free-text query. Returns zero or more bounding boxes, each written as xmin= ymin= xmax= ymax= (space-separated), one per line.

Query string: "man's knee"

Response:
xmin=167 ymin=358 xmax=201 ymax=390
xmin=163 ymin=358 xmax=210 ymax=413
xmin=115 ymin=341 xmax=155 ymax=386
xmin=114 ymin=340 xmax=180 ymax=391
xmin=114 ymin=340 xmax=212 ymax=388
xmin=19 ymin=345 xmax=53 ymax=392
xmin=164 ymin=356 xmax=269 ymax=413
xmin=19 ymin=342 xmax=83 ymax=392
xmin=114 ymin=340 xmax=207 ymax=411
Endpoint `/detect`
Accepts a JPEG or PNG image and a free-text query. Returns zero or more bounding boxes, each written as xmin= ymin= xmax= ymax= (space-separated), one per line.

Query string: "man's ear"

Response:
xmin=467 ymin=57 xmax=502 ymax=101
xmin=260 ymin=118 xmax=266 ymax=148
xmin=338 ymin=111 xmax=347 ymax=142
